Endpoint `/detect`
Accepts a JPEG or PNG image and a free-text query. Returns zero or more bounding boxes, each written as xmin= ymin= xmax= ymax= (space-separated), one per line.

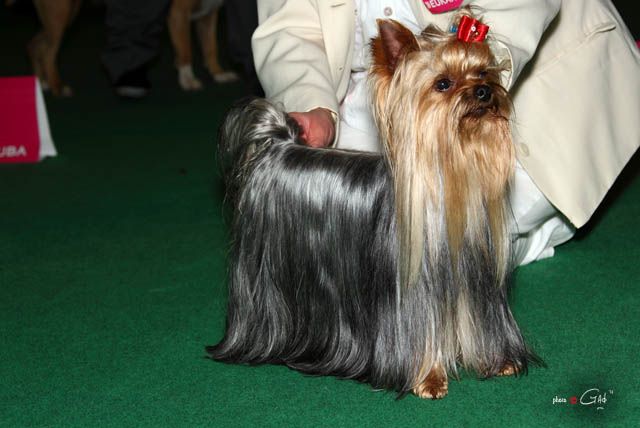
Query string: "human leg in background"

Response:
xmin=510 ymin=161 xmax=576 ymax=266
xmin=101 ymin=0 xmax=171 ymax=98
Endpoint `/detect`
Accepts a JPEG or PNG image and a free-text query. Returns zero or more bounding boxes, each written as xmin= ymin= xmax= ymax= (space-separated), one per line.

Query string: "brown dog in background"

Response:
xmin=23 ymin=0 xmax=82 ymax=96
xmin=12 ymin=0 xmax=237 ymax=95
xmin=168 ymin=0 xmax=238 ymax=91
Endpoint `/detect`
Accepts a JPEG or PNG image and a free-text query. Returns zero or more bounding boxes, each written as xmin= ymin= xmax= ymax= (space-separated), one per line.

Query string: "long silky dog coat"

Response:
xmin=208 ymin=17 xmax=538 ymax=398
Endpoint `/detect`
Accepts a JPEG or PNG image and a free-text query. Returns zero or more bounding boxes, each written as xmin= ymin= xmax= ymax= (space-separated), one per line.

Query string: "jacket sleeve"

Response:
xmin=252 ymin=0 xmax=341 ymax=114
xmin=467 ymin=0 xmax=561 ymax=88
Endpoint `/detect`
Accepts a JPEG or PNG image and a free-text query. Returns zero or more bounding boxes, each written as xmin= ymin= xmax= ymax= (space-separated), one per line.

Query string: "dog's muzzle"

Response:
xmin=474 ymin=85 xmax=492 ymax=103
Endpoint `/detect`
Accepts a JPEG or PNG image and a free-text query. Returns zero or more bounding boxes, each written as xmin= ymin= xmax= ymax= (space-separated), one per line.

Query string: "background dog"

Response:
xmin=15 ymin=0 xmax=236 ymax=95
xmin=25 ymin=0 xmax=82 ymax=96
xmin=208 ymin=15 xmax=539 ymax=399
xmin=168 ymin=0 xmax=238 ymax=91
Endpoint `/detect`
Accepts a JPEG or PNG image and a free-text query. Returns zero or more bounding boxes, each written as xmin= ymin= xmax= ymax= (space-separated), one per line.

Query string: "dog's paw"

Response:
xmin=497 ymin=362 xmax=520 ymax=377
xmin=413 ymin=365 xmax=448 ymax=399
xmin=212 ymin=71 xmax=240 ymax=84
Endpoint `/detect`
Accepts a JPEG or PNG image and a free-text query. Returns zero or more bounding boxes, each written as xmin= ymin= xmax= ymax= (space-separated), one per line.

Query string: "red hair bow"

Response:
xmin=456 ymin=16 xmax=489 ymax=43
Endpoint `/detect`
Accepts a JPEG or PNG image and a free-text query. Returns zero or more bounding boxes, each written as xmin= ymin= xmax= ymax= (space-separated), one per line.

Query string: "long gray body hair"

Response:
xmin=207 ymin=98 xmax=537 ymax=395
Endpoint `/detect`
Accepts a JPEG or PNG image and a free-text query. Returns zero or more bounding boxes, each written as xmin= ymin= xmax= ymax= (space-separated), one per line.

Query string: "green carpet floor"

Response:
xmin=1 ymin=5 xmax=639 ymax=427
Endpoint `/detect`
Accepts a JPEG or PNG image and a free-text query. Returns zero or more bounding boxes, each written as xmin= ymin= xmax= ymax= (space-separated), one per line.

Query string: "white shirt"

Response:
xmin=339 ymin=0 xmax=421 ymax=141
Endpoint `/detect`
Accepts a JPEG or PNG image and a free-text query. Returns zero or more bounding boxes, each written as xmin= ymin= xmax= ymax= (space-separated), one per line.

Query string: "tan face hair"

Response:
xmin=370 ymin=17 xmax=515 ymax=290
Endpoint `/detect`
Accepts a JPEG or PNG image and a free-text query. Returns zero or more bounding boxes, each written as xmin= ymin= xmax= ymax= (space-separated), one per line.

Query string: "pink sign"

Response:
xmin=0 ymin=76 xmax=40 ymax=162
xmin=422 ymin=0 xmax=463 ymax=14
xmin=0 ymin=76 xmax=55 ymax=163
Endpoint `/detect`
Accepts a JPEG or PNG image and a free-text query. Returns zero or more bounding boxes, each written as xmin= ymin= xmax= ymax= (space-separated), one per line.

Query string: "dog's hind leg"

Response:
xmin=32 ymin=0 xmax=76 ymax=96
xmin=27 ymin=30 xmax=47 ymax=89
xmin=196 ymin=6 xmax=238 ymax=84
xmin=168 ymin=0 xmax=203 ymax=90
xmin=497 ymin=363 xmax=519 ymax=377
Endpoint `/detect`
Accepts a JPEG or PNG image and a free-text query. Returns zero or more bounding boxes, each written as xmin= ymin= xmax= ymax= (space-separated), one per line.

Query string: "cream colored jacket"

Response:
xmin=252 ymin=0 xmax=640 ymax=228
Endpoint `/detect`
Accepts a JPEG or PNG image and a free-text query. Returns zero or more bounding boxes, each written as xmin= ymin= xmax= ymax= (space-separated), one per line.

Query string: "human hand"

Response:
xmin=289 ymin=108 xmax=336 ymax=148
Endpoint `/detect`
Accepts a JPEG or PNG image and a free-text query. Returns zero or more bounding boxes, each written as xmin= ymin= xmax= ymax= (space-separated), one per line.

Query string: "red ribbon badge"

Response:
xmin=456 ymin=16 xmax=489 ymax=43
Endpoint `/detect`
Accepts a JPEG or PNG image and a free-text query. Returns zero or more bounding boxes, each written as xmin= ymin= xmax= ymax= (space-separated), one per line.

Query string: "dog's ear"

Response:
xmin=371 ymin=19 xmax=420 ymax=76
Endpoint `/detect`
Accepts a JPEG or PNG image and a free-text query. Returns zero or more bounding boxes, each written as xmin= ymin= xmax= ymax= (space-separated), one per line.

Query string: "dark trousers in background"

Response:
xmin=101 ymin=0 xmax=171 ymax=83
xmin=224 ymin=0 xmax=263 ymax=96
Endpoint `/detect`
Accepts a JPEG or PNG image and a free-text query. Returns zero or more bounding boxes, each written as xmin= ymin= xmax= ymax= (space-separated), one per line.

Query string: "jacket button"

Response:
xmin=383 ymin=7 xmax=393 ymax=16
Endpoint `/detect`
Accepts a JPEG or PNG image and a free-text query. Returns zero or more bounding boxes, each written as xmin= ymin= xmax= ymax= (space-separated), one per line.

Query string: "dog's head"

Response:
xmin=369 ymin=14 xmax=515 ymax=288
xmin=370 ymin=13 xmax=512 ymax=158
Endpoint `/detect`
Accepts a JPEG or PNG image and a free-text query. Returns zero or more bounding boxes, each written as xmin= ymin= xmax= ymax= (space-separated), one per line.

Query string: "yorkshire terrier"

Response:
xmin=207 ymin=13 xmax=539 ymax=399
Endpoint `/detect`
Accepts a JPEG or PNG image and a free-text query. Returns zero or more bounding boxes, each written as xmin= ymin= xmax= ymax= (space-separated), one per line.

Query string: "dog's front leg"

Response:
xmin=497 ymin=362 xmax=520 ymax=377
xmin=412 ymin=362 xmax=448 ymax=399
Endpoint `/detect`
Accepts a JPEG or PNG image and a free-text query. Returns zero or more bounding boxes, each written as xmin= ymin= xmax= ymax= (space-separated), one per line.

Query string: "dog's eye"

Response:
xmin=435 ymin=79 xmax=452 ymax=92
xmin=478 ymin=70 xmax=488 ymax=79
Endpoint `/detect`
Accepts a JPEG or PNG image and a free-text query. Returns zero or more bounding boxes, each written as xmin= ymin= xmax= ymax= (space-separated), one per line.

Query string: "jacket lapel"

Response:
xmin=321 ymin=0 xmax=356 ymax=92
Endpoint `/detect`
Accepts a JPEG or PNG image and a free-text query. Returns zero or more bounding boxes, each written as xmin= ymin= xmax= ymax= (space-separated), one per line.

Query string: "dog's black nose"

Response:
xmin=474 ymin=85 xmax=492 ymax=102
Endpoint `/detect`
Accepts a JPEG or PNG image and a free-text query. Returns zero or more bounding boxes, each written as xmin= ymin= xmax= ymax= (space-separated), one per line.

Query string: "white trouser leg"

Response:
xmin=510 ymin=161 xmax=576 ymax=265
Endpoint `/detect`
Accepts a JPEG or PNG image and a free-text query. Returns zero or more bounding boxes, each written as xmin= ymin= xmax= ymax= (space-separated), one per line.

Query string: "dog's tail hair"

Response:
xmin=217 ymin=97 xmax=301 ymax=196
